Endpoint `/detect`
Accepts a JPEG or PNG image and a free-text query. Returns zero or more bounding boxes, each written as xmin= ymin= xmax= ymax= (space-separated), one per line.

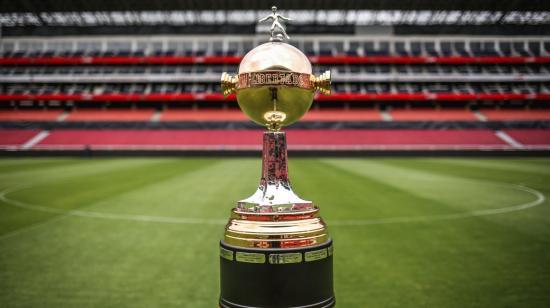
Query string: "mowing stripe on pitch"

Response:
xmin=0 ymin=181 xmax=544 ymax=228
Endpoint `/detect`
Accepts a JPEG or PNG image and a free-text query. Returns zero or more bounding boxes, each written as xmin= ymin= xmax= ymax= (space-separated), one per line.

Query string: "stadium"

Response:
xmin=0 ymin=0 xmax=549 ymax=307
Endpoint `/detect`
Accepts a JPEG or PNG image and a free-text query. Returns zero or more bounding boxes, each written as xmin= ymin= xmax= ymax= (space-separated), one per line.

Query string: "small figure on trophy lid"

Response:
xmin=258 ymin=6 xmax=292 ymax=41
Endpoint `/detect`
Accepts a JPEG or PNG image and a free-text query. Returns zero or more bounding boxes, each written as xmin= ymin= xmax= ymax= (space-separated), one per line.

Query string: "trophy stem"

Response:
xmin=260 ymin=130 xmax=289 ymax=188
xmin=236 ymin=130 xmax=313 ymax=213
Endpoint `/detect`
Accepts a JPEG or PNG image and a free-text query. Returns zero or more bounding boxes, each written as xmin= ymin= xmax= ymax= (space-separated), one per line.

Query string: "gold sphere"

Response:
xmin=238 ymin=42 xmax=312 ymax=74
xmin=221 ymin=42 xmax=331 ymax=130
xmin=238 ymin=42 xmax=313 ymax=129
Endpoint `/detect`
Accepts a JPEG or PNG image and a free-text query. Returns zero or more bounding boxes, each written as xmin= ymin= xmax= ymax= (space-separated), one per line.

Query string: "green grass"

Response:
xmin=0 ymin=157 xmax=549 ymax=307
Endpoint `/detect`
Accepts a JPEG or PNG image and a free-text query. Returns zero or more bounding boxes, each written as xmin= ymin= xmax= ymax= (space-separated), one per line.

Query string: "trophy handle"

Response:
xmin=221 ymin=72 xmax=238 ymax=96
xmin=311 ymin=70 xmax=331 ymax=96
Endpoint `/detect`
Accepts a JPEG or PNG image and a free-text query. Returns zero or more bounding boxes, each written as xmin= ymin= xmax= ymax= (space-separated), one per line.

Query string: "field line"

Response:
xmin=330 ymin=184 xmax=545 ymax=226
xmin=0 ymin=185 xmax=226 ymax=229
xmin=0 ymin=214 xmax=69 ymax=242
xmin=0 ymin=182 xmax=545 ymax=230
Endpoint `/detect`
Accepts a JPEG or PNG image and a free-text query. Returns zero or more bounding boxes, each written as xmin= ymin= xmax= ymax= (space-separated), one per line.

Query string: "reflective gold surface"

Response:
xmin=224 ymin=213 xmax=330 ymax=248
xmin=236 ymin=87 xmax=314 ymax=128
xmin=312 ymin=70 xmax=332 ymax=96
xmin=221 ymin=41 xmax=331 ymax=130
xmin=221 ymin=72 xmax=238 ymax=96
xmin=231 ymin=42 xmax=315 ymax=130
xmin=239 ymin=42 xmax=312 ymax=74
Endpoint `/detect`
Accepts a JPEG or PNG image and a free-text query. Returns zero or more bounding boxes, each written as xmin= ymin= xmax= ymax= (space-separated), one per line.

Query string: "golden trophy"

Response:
xmin=219 ymin=6 xmax=333 ymax=308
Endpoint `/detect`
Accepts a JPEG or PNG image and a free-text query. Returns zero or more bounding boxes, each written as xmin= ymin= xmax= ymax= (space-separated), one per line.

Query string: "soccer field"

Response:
xmin=0 ymin=157 xmax=549 ymax=307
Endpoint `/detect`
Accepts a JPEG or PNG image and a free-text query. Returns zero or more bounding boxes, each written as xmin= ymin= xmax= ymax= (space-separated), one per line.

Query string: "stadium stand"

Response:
xmin=0 ymin=2 xmax=549 ymax=154
xmin=160 ymin=109 xmax=247 ymax=122
xmin=0 ymin=129 xmax=507 ymax=151
xmin=66 ymin=109 xmax=155 ymax=122
xmin=302 ymin=109 xmax=382 ymax=121
xmin=0 ymin=110 xmax=63 ymax=121
xmin=0 ymin=130 xmax=40 ymax=147
xmin=480 ymin=109 xmax=550 ymax=121
xmin=388 ymin=109 xmax=477 ymax=121
xmin=504 ymin=130 xmax=550 ymax=146
xmin=35 ymin=130 xmax=262 ymax=149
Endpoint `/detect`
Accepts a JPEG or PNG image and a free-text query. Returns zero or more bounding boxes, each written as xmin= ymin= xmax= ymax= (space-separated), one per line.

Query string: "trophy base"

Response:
xmin=219 ymin=240 xmax=335 ymax=308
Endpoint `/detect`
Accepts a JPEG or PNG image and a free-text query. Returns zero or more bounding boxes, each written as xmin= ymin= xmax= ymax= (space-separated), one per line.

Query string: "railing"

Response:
xmin=1 ymin=93 xmax=550 ymax=102
xmin=1 ymin=55 xmax=550 ymax=65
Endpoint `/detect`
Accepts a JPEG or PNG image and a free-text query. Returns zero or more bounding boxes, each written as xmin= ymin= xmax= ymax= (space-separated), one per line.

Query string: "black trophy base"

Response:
xmin=219 ymin=240 xmax=335 ymax=308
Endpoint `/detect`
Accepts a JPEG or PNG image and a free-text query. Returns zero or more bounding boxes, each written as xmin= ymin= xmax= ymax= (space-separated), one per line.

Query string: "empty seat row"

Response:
xmin=2 ymin=82 xmax=549 ymax=96
xmin=0 ymin=83 xmax=222 ymax=95
xmin=318 ymin=64 xmax=549 ymax=75
xmin=3 ymin=128 xmax=550 ymax=149
xmin=2 ymin=40 xmax=549 ymax=58
xmin=0 ymin=65 xmax=239 ymax=76
xmin=3 ymin=64 xmax=548 ymax=76
xmin=0 ymin=49 xmax=238 ymax=58
xmin=315 ymin=41 xmax=550 ymax=57
xmin=333 ymin=83 xmax=548 ymax=94
xmin=3 ymin=108 xmax=550 ymax=122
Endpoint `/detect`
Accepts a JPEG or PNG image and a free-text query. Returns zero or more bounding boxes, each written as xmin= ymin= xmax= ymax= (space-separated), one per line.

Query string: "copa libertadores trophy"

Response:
xmin=219 ymin=6 xmax=334 ymax=308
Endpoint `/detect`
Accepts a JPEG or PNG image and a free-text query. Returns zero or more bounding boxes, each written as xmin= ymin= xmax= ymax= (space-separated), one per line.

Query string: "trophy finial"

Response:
xmin=258 ymin=6 xmax=292 ymax=41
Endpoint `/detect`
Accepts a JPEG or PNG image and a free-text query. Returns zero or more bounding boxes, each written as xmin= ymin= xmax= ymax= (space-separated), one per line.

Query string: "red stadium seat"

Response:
xmin=36 ymin=130 xmax=261 ymax=149
xmin=389 ymin=109 xmax=477 ymax=121
xmin=66 ymin=109 xmax=155 ymax=121
xmin=35 ymin=129 xmax=507 ymax=150
xmin=480 ymin=109 xmax=550 ymax=121
xmin=0 ymin=129 xmax=39 ymax=146
xmin=160 ymin=109 xmax=383 ymax=122
xmin=161 ymin=109 xmax=247 ymax=121
xmin=0 ymin=110 xmax=62 ymax=121
xmin=302 ymin=109 xmax=382 ymax=121
xmin=504 ymin=129 xmax=550 ymax=145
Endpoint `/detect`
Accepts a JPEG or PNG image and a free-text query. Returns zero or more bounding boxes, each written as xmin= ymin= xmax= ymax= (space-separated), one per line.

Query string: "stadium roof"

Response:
xmin=1 ymin=0 xmax=550 ymax=12
xmin=1 ymin=0 xmax=549 ymax=36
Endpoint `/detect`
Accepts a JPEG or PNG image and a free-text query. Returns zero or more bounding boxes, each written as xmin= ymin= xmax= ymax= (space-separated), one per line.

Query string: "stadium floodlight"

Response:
xmin=218 ymin=7 xmax=334 ymax=308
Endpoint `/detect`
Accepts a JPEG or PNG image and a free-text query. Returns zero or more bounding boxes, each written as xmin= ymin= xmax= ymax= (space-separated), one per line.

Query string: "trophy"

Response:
xmin=219 ymin=6 xmax=334 ymax=308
